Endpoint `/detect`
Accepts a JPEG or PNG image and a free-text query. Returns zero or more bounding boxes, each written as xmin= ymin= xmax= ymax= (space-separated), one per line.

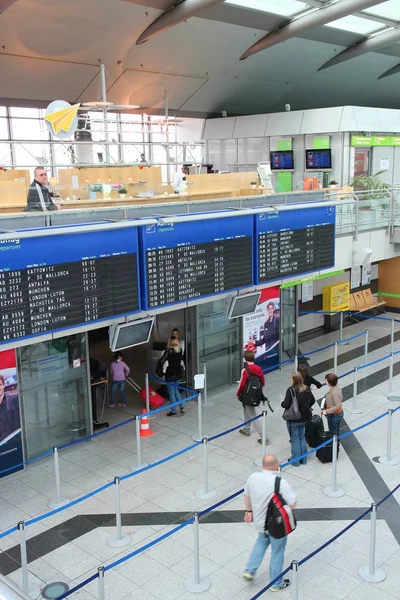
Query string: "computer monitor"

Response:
xmin=270 ymin=150 xmax=294 ymax=171
xmin=305 ymin=149 xmax=332 ymax=170
xmin=227 ymin=292 xmax=261 ymax=320
xmin=110 ymin=318 xmax=154 ymax=352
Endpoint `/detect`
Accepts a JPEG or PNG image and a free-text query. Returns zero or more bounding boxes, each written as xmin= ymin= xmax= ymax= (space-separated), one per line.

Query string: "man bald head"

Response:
xmin=262 ymin=454 xmax=279 ymax=470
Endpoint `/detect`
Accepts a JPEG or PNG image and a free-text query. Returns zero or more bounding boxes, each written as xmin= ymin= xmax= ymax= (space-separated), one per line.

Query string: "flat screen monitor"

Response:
xmin=305 ymin=149 xmax=332 ymax=170
xmin=270 ymin=151 xmax=294 ymax=171
xmin=228 ymin=292 xmax=261 ymax=320
xmin=110 ymin=317 xmax=154 ymax=352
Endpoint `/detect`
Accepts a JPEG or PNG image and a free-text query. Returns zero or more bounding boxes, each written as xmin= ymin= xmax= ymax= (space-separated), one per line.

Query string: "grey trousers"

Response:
xmin=242 ymin=404 xmax=263 ymax=436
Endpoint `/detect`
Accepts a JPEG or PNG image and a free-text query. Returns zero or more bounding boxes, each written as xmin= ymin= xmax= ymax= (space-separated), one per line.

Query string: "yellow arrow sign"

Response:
xmin=44 ymin=103 xmax=80 ymax=135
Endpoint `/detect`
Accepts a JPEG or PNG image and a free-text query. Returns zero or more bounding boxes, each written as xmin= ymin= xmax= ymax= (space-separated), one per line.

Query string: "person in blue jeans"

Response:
xmin=243 ymin=454 xmax=296 ymax=591
xmin=281 ymin=372 xmax=315 ymax=467
xmin=162 ymin=339 xmax=185 ymax=416
xmin=322 ymin=373 xmax=344 ymax=435
xmin=109 ymin=352 xmax=130 ymax=408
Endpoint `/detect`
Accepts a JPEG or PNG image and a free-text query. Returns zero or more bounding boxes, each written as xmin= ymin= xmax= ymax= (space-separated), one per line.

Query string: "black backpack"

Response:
xmin=265 ymin=477 xmax=297 ymax=539
xmin=156 ymin=351 xmax=167 ymax=378
xmin=240 ymin=367 xmax=263 ymax=407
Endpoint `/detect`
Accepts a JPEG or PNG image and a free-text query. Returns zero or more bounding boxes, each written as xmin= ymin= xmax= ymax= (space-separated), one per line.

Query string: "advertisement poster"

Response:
xmin=243 ymin=286 xmax=280 ymax=373
xmin=351 ymin=265 xmax=361 ymax=290
xmin=0 ymin=349 xmax=23 ymax=478
xmin=362 ymin=262 xmax=372 ymax=286
xmin=301 ymin=281 xmax=314 ymax=303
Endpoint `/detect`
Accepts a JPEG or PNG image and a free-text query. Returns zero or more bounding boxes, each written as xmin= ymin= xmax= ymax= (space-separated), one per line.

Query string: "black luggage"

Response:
xmin=305 ymin=414 xmax=324 ymax=448
xmin=316 ymin=432 xmax=340 ymax=463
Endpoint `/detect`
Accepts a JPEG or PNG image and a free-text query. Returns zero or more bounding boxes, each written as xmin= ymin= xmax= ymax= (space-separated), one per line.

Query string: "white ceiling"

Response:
xmin=1 ymin=0 xmax=400 ymax=116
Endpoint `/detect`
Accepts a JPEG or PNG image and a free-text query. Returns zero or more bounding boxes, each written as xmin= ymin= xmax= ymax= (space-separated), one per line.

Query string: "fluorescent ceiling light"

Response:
xmin=325 ymin=14 xmax=385 ymax=35
xmin=363 ymin=0 xmax=400 ymax=22
xmin=224 ymin=0 xmax=307 ymax=17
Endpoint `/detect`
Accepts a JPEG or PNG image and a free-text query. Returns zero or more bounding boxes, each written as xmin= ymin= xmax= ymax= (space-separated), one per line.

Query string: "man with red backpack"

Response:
xmin=237 ymin=350 xmax=268 ymax=445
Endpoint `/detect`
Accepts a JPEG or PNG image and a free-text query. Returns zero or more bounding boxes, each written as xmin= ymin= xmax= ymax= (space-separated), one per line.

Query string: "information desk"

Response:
xmin=255 ymin=206 xmax=335 ymax=284
xmin=140 ymin=215 xmax=253 ymax=309
xmin=0 ymin=227 xmax=140 ymax=345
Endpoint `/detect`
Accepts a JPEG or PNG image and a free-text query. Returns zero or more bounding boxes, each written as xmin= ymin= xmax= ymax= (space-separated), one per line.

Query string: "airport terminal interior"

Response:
xmin=1 ymin=0 xmax=400 ymax=599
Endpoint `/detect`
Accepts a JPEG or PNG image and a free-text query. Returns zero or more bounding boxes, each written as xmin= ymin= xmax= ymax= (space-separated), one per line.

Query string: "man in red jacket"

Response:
xmin=237 ymin=350 xmax=268 ymax=444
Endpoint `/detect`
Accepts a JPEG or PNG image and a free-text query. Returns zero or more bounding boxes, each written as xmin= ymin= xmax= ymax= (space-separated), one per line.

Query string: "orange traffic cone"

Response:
xmin=140 ymin=409 xmax=154 ymax=437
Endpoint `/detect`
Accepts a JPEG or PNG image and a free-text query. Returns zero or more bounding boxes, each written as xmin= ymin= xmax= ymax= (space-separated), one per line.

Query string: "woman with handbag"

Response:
xmin=281 ymin=372 xmax=315 ymax=467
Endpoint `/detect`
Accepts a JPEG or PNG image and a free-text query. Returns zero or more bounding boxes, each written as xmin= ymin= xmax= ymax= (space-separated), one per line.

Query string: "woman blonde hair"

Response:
xmin=291 ymin=371 xmax=306 ymax=392
xmin=167 ymin=338 xmax=181 ymax=353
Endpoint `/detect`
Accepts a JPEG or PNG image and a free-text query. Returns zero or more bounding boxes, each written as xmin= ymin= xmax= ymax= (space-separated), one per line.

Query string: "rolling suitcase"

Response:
xmin=126 ymin=377 xmax=164 ymax=409
xmin=316 ymin=432 xmax=340 ymax=463
xmin=305 ymin=414 xmax=324 ymax=448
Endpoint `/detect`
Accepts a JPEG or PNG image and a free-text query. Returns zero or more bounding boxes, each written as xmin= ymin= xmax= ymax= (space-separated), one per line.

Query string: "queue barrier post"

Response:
xmin=98 ymin=566 xmax=105 ymax=600
xmin=294 ymin=355 xmax=298 ymax=372
xmin=389 ymin=352 xmax=394 ymax=393
xmin=390 ymin=318 xmax=395 ymax=354
xmin=144 ymin=373 xmax=154 ymax=420
xmin=133 ymin=415 xmax=147 ymax=470
xmin=350 ymin=367 xmax=362 ymax=415
xmin=364 ymin=330 xmax=369 ymax=366
xmin=192 ymin=392 xmax=204 ymax=443
xmin=334 ymin=342 xmax=338 ymax=373
xmin=184 ymin=513 xmax=211 ymax=593
xmin=107 ymin=476 xmax=131 ymax=548
xmin=358 ymin=503 xmax=386 ymax=583
xmin=48 ymin=446 xmax=70 ymax=510
xmin=196 ymin=437 xmax=216 ymax=500
xmin=324 ymin=435 xmax=344 ymax=498
xmin=18 ymin=521 xmax=40 ymax=599
xmin=255 ymin=411 xmax=267 ymax=467
xmin=291 ymin=560 xmax=299 ymax=600
xmin=339 ymin=311 xmax=343 ymax=342
xmin=203 ymin=363 xmax=213 ymax=407
xmin=378 ymin=409 xmax=399 ymax=466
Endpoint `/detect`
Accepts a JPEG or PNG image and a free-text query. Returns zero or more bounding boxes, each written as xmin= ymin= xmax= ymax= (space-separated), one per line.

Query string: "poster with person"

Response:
xmin=243 ymin=286 xmax=280 ymax=372
xmin=0 ymin=349 xmax=23 ymax=478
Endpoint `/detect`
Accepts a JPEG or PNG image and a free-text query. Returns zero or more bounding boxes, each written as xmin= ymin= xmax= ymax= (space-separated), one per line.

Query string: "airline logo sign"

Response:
xmin=44 ymin=100 xmax=80 ymax=139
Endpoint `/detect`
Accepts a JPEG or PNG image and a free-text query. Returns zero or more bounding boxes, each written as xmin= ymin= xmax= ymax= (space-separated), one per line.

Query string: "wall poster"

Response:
xmin=351 ymin=265 xmax=361 ymax=289
xmin=243 ymin=286 xmax=280 ymax=373
xmin=362 ymin=263 xmax=372 ymax=286
xmin=0 ymin=349 xmax=23 ymax=478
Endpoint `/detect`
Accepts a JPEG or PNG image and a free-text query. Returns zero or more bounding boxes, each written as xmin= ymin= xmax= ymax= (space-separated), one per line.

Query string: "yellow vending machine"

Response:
xmin=322 ymin=282 xmax=350 ymax=330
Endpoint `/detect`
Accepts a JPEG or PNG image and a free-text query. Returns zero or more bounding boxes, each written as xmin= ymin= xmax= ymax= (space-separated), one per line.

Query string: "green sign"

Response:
xmin=351 ymin=135 xmax=400 ymax=147
xmin=280 ymin=270 xmax=345 ymax=289
xmin=276 ymin=172 xmax=292 ymax=193
xmin=313 ymin=137 xmax=330 ymax=149
xmin=378 ymin=291 xmax=400 ymax=299
xmin=277 ymin=139 xmax=292 ymax=151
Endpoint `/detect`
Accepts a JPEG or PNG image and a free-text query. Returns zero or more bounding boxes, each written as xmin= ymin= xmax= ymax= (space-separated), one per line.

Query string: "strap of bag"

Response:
xmin=274 ymin=476 xmax=281 ymax=494
xmin=36 ymin=183 xmax=47 ymax=212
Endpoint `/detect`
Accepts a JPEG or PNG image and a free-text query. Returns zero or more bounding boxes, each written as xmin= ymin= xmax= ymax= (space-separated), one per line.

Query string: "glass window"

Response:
xmin=325 ymin=15 xmax=384 ymax=35
xmin=0 ymin=143 xmax=12 ymax=165
xmin=13 ymin=142 xmax=50 ymax=170
xmin=9 ymin=107 xmax=41 ymax=118
xmin=0 ymin=118 xmax=9 ymax=139
xmin=17 ymin=334 xmax=90 ymax=459
xmin=0 ymin=107 xmax=6 ymax=117
xmin=11 ymin=117 xmax=48 ymax=141
xmin=224 ymin=0 xmax=306 ymax=17
xmin=363 ymin=1 xmax=400 ymax=21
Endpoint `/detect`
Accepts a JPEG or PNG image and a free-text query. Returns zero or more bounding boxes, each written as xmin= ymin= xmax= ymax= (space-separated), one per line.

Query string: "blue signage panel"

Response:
xmin=0 ymin=226 xmax=140 ymax=345
xmin=140 ymin=215 xmax=254 ymax=309
xmin=255 ymin=206 xmax=336 ymax=284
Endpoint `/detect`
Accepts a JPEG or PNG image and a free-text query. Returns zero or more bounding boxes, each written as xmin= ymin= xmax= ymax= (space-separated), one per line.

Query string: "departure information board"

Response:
xmin=141 ymin=215 xmax=253 ymax=309
xmin=0 ymin=227 xmax=140 ymax=345
xmin=255 ymin=206 xmax=335 ymax=284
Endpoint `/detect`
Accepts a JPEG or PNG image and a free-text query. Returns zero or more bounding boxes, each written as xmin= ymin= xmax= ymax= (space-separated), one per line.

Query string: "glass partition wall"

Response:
xmin=17 ymin=333 xmax=91 ymax=459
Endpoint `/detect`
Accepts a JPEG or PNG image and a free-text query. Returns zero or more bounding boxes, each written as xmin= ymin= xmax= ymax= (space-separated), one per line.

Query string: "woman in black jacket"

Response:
xmin=281 ymin=372 xmax=315 ymax=467
xmin=298 ymin=364 xmax=322 ymax=389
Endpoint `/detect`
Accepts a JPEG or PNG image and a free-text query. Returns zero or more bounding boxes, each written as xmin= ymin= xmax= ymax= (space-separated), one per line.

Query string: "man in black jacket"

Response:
xmin=24 ymin=167 xmax=59 ymax=212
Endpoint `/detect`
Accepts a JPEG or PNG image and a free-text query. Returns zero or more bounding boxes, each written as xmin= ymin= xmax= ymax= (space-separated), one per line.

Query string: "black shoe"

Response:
xmin=166 ymin=411 xmax=177 ymax=416
xmin=270 ymin=579 xmax=290 ymax=592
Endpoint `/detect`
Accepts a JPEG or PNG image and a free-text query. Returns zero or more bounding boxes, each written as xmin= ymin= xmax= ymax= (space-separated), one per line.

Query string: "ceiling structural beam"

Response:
xmin=319 ymin=26 xmax=400 ymax=70
xmin=239 ymin=0 xmax=387 ymax=60
xmin=378 ymin=63 xmax=400 ymax=79
xmin=136 ymin=0 xmax=225 ymax=45
xmin=0 ymin=0 xmax=18 ymax=13
xmin=306 ymin=0 xmax=399 ymax=27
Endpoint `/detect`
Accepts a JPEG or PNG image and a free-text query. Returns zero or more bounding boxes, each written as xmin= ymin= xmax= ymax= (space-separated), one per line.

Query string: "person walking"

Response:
xmin=281 ymin=372 xmax=315 ymax=467
xmin=243 ymin=454 xmax=296 ymax=590
xmin=297 ymin=364 xmax=322 ymax=390
xmin=109 ymin=352 xmax=130 ymax=408
xmin=322 ymin=373 xmax=344 ymax=436
xmin=163 ymin=339 xmax=185 ymax=416
xmin=237 ymin=350 xmax=268 ymax=444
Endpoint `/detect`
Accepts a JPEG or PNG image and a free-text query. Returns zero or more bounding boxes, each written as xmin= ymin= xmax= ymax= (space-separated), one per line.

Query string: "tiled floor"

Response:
xmin=1 ymin=315 xmax=400 ymax=599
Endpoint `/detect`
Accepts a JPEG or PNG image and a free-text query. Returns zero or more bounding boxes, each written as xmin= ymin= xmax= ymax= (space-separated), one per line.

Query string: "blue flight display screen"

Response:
xmin=255 ymin=206 xmax=336 ymax=284
xmin=0 ymin=227 xmax=140 ymax=345
xmin=141 ymin=215 xmax=253 ymax=309
xmin=305 ymin=149 xmax=332 ymax=170
xmin=270 ymin=151 xmax=294 ymax=170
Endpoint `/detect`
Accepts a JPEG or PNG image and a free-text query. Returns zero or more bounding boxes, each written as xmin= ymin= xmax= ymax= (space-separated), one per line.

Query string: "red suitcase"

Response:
xmin=127 ymin=378 xmax=164 ymax=409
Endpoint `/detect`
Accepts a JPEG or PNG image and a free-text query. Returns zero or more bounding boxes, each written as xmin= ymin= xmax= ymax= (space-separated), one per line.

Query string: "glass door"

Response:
xmin=197 ymin=298 xmax=240 ymax=393
xmin=280 ymin=286 xmax=298 ymax=360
